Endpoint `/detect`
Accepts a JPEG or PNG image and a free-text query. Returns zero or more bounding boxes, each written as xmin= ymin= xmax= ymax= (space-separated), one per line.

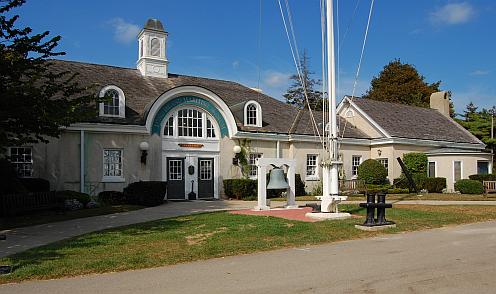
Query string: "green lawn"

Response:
xmin=2 ymin=204 xmax=496 ymax=284
xmin=270 ymin=193 xmax=494 ymax=202
xmin=0 ymin=205 xmax=145 ymax=230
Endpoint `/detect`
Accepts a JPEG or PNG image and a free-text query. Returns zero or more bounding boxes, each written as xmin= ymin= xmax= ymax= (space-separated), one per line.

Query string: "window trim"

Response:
xmin=161 ymin=107 xmax=219 ymax=140
xmin=351 ymin=155 xmax=362 ymax=178
xmin=248 ymin=152 xmax=263 ymax=179
xmin=8 ymin=146 xmax=34 ymax=178
xmin=428 ymin=161 xmax=437 ymax=178
xmin=102 ymin=148 xmax=125 ymax=183
xmin=477 ymin=160 xmax=490 ymax=175
xmin=99 ymin=85 xmax=126 ymax=118
xmin=243 ymin=100 xmax=262 ymax=127
xmin=453 ymin=160 xmax=463 ymax=183
xmin=306 ymin=154 xmax=319 ymax=180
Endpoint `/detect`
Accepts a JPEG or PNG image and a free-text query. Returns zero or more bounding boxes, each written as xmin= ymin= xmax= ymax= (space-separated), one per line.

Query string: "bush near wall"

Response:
xmin=403 ymin=152 xmax=428 ymax=175
xmin=454 ymin=179 xmax=484 ymax=194
xmin=357 ymin=159 xmax=388 ymax=184
xmin=123 ymin=181 xmax=167 ymax=207
xmin=19 ymin=178 xmax=50 ymax=193
xmin=423 ymin=177 xmax=447 ymax=193
xmin=98 ymin=191 xmax=127 ymax=205
xmin=223 ymin=174 xmax=306 ymax=200
xmin=55 ymin=190 xmax=91 ymax=206
xmin=469 ymin=174 xmax=496 ymax=182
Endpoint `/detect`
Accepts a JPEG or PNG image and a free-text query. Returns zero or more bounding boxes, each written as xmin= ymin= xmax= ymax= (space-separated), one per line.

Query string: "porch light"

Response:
xmin=233 ymin=145 xmax=242 ymax=165
xmin=140 ymin=141 xmax=149 ymax=165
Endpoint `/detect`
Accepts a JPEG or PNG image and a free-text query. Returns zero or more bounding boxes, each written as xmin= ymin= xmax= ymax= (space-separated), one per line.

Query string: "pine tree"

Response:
xmin=283 ymin=50 xmax=323 ymax=110
xmin=0 ymin=0 xmax=100 ymax=152
xmin=363 ymin=59 xmax=441 ymax=107
xmin=464 ymin=102 xmax=478 ymax=121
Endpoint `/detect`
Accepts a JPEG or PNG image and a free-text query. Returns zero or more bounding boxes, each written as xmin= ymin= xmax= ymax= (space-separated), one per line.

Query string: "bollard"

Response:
xmin=358 ymin=192 xmax=395 ymax=229
xmin=364 ymin=192 xmax=376 ymax=226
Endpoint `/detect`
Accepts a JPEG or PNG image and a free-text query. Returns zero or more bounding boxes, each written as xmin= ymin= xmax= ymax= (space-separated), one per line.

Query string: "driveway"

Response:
xmin=2 ymin=220 xmax=496 ymax=293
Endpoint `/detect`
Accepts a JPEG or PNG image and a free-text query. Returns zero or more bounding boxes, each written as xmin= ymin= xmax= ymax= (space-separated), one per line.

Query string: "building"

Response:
xmin=7 ymin=19 xmax=493 ymax=198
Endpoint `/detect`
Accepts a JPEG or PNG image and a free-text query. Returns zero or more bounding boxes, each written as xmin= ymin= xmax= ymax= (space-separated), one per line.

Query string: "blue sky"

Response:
xmin=13 ymin=0 xmax=496 ymax=114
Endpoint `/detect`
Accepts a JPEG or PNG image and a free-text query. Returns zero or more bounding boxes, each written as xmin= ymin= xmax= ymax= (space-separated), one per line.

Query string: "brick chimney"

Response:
xmin=430 ymin=91 xmax=451 ymax=118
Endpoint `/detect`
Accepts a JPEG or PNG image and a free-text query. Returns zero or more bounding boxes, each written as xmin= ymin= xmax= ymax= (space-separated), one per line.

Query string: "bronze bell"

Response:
xmin=267 ymin=167 xmax=289 ymax=190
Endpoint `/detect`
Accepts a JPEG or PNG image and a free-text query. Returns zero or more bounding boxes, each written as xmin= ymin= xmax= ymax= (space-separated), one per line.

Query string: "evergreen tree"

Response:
xmin=363 ymin=59 xmax=441 ymax=107
xmin=464 ymin=102 xmax=478 ymax=121
xmin=456 ymin=104 xmax=496 ymax=159
xmin=0 ymin=0 xmax=100 ymax=152
xmin=283 ymin=50 xmax=323 ymax=110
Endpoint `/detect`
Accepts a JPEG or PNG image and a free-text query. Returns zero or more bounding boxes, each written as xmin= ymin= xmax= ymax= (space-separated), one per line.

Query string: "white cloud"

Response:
xmin=264 ymin=71 xmax=290 ymax=87
xmin=107 ymin=18 xmax=140 ymax=44
xmin=430 ymin=2 xmax=476 ymax=25
xmin=470 ymin=69 xmax=490 ymax=76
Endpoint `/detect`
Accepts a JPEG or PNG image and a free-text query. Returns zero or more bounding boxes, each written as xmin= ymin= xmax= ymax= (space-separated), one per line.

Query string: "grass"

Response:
xmin=0 ymin=205 xmax=145 ymax=230
xmin=270 ymin=193 xmax=495 ymax=202
xmin=2 ymin=204 xmax=496 ymax=284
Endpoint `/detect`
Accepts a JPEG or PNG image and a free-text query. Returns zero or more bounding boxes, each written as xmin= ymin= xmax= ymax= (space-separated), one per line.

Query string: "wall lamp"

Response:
xmin=140 ymin=141 xmax=149 ymax=165
xmin=232 ymin=145 xmax=241 ymax=165
xmin=377 ymin=149 xmax=382 ymax=157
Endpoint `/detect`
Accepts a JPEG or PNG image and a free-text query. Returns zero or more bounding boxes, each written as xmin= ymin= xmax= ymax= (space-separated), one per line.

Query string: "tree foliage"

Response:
xmin=357 ymin=159 xmax=388 ymax=184
xmin=283 ymin=50 xmax=323 ymax=110
xmin=403 ymin=152 xmax=428 ymax=176
xmin=363 ymin=59 xmax=442 ymax=108
xmin=0 ymin=0 xmax=100 ymax=152
xmin=456 ymin=104 xmax=496 ymax=153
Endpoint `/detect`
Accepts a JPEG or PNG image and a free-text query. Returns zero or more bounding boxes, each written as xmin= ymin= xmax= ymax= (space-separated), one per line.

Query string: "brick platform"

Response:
xmin=230 ymin=207 xmax=321 ymax=222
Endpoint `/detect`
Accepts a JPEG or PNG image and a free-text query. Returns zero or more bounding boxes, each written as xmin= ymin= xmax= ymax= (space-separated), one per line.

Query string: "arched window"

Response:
xmin=151 ymin=38 xmax=161 ymax=57
xmin=163 ymin=108 xmax=217 ymax=139
xmin=244 ymin=101 xmax=262 ymax=127
xmin=99 ymin=86 xmax=125 ymax=118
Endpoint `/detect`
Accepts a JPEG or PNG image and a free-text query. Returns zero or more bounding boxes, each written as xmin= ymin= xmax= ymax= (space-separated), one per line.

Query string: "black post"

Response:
xmin=364 ymin=193 xmax=376 ymax=226
xmin=376 ymin=192 xmax=387 ymax=225
xmin=397 ymin=157 xmax=419 ymax=194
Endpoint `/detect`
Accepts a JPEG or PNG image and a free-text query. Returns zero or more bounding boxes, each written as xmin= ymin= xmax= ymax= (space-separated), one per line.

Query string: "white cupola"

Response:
xmin=137 ymin=18 xmax=169 ymax=78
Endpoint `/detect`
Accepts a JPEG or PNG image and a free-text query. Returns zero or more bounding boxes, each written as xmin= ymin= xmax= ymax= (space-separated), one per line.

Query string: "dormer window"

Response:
xmin=151 ymin=38 xmax=161 ymax=57
xmin=243 ymin=101 xmax=262 ymax=127
xmin=99 ymin=85 xmax=125 ymax=118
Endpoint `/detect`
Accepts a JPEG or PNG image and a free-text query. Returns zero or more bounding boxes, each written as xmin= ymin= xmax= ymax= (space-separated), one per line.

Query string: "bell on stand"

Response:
xmin=267 ymin=167 xmax=289 ymax=190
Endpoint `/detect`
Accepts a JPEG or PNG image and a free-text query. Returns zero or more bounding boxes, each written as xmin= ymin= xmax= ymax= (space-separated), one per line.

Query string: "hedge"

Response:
xmin=469 ymin=174 xmax=496 ymax=182
xmin=357 ymin=159 xmax=388 ymax=184
xmin=393 ymin=174 xmax=427 ymax=190
xmin=98 ymin=191 xmax=127 ymax=205
xmin=55 ymin=190 xmax=91 ymax=206
xmin=454 ymin=179 xmax=484 ymax=194
xmin=403 ymin=152 xmax=428 ymax=175
xmin=223 ymin=173 xmax=306 ymax=200
xmin=424 ymin=177 xmax=447 ymax=193
xmin=19 ymin=178 xmax=50 ymax=193
xmin=124 ymin=181 xmax=167 ymax=206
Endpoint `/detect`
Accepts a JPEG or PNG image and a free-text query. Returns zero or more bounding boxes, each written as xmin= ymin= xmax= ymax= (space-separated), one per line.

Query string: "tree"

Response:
xmin=0 ymin=0 xmax=100 ymax=152
xmin=283 ymin=50 xmax=323 ymax=110
xmin=363 ymin=59 xmax=441 ymax=108
xmin=463 ymin=102 xmax=478 ymax=121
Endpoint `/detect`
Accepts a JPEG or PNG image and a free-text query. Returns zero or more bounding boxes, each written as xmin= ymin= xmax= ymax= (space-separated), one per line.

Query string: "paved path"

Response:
xmin=1 ymin=200 xmax=495 ymax=258
xmin=2 ymin=220 xmax=496 ymax=293
xmin=0 ymin=200 xmax=253 ymax=257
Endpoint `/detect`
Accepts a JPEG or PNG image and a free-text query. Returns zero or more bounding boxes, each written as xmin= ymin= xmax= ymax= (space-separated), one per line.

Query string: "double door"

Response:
xmin=166 ymin=157 xmax=214 ymax=199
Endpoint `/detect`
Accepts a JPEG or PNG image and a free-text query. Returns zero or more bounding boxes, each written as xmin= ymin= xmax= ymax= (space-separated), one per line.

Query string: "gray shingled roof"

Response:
xmin=351 ymin=98 xmax=481 ymax=144
xmin=49 ymin=59 xmax=298 ymax=134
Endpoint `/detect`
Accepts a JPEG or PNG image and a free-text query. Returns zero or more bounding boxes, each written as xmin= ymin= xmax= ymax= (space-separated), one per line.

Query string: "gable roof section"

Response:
xmin=351 ymin=98 xmax=482 ymax=144
xmin=48 ymin=59 xmax=298 ymax=134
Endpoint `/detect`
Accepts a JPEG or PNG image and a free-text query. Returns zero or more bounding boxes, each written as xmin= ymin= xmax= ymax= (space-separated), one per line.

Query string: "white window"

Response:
xmin=99 ymin=85 xmax=125 ymax=118
xmin=306 ymin=154 xmax=318 ymax=179
xmin=162 ymin=108 xmax=217 ymax=139
xmin=249 ymin=153 xmax=263 ymax=177
xmin=150 ymin=38 xmax=161 ymax=57
xmin=103 ymin=149 xmax=124 ymax=181
xmin=377 ymin=158 xmax=388 ymax=174
xmin=168 ymin=160 xmax=183 ymax=181
xmin=9 ymin=147 xmax=33 ymax=177
xmin=244 ymin=101 xmax=262 ymax=127
xmin=352 ymin=155 xmax=362 ymax=177
xmin=199 ymin=160 xmax=212 ymax=180
xmin=428 ymin=161 xmax=436 ymax=178
xmin=453 ymin=161 xmax=462 ymax=182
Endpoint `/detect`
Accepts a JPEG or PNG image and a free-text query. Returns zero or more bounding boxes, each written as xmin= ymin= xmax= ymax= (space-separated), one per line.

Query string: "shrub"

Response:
xmin=394 ymin=174 xmax=427 ymax=191
xmin=357 ymin=159 xmax=388 ymax=184
xmin=424 ymin=177 xmax=446 ymax=193
xmin=469 ymin=174 xmax=496 ymax=182
xmin=403 ymin=152 xmax=428 ymax=175
xmin=387 ymin=188 xmax=410 ymax=194
xmin=223 ymin=179 xmax=257 ymax=200
xmin=454 ymin=179 xmax=484 ymax=194
xmin=123 ymin=181 xmax=167 ymax=206
xmin=0 ymin=158 xmax=27 ymax=195
xmin=310 ymin=181 xmax=322 ymax=196
xmin=55 ymin=190 xmax=91 ymax=206
xmin=366 ymin=184 xmax=392 ymax=193
xmin=19 ymin=178 xmax=50 ymax=192
xmin=98 ymin=191 xmax=127 ymax=205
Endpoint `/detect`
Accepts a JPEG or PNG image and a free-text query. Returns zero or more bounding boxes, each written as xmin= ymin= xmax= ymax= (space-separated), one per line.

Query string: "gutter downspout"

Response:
xmin=80 ymin=130 xmax=85 ymax=193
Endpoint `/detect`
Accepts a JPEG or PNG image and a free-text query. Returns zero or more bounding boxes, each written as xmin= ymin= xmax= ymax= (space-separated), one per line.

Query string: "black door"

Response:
xmin=166 ymin=157 xmax=185 ymax=199
xmin=198 ymin=158 xmax=214 ymax=199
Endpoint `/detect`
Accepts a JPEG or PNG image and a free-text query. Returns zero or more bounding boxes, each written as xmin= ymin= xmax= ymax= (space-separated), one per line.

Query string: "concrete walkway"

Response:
xmin=0 ymin=200 xmax=253 ymax=258
xmin=2 ymin=220 xmax=496 ymax=293
xmin=1 ymin=199 xmax=495 ymax=258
